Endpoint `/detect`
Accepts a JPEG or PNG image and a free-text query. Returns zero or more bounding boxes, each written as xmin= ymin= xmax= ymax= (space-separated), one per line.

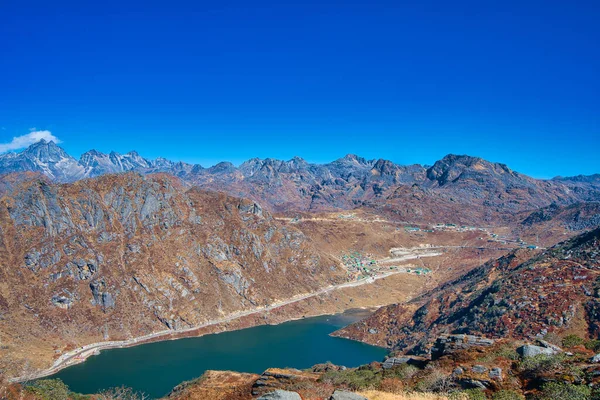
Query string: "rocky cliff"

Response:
xmin=0 ymin=173 xmax=346 ymax=375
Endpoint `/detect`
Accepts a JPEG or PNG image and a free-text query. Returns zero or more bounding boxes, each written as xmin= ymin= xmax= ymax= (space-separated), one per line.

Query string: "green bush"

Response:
xmin=383 ymin=363 xmax=420 ymax=380
xmin=451 ymin=389 xmax=486 ymax=400
xmin=478 ymin=343 xmax=519 ymax=363
xmin=25 ymin=379 xmax=71 ymax=400
xmin=492 ymin=389 xmax=525 ymax=400
xmin=585 ymin=339 xmax=600 ymax=352
xmin=319 ymin=367 xmax=381 ymax=390
xmin=518 ymin=353 xmax=566 ymax=375
xmin=539 ymin=382 xmax=591 ymax=400
xmin=562 ymin=334 xmax=585 ymax=348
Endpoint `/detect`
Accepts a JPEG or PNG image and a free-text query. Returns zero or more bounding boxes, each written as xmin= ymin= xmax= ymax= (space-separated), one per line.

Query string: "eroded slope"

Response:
xmin=0 ymin=173 xmax=345 ymax=375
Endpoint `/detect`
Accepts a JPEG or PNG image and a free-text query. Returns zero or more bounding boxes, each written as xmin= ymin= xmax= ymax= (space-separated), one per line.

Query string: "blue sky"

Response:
xmin=0 ymin=0 xmax=598 ymax=178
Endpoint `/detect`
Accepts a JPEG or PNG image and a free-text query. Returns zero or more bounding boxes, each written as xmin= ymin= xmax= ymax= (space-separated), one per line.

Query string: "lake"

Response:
xmin=49 ymin=311 xmax=387 ymax=398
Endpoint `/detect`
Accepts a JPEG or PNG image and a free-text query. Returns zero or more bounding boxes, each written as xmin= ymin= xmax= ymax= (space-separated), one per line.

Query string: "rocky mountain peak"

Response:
xmin=289 ymin=156 xmax=306 ymax=164
xmin=371 ymin=159 xmax=399 ymax=175
xmin=426 ymin=154 xmax=517 ymax=186
xmin=7 ymin=140 xmax=86 ymax=181
xmin=208 ymin=161 xmax=236 ymax=173
xmin=337 ymin=154 xmax=369 ymax=165
xmin=23 ymin=139 xmax=69 ymax=161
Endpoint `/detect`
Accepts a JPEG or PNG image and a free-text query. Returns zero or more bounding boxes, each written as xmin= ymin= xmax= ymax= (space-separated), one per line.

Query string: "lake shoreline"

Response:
xmin=10 ymin=304 xmax=383 ymax=384
xmin=30 ymin=310 xmax=388 ymax=398
xmin=10 ymin=270 xmax=403 ymax=383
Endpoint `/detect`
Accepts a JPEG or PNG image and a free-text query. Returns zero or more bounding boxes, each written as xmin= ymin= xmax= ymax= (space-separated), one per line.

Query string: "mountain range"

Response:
xmin=1 ymin=140 xmax=599 ymax=218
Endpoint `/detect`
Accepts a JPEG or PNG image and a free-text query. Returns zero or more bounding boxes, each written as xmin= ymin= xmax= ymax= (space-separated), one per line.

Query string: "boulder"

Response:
xmin=252 ymin=368 xmax=319 ymax=397
xmin=51 ymin=294 xmax=74 ymax=309
xmin=517 ymin=344 xmax=557 ymax=358
xmin=459 ymin=379 xmax=492 ymax=390
xmin=536 ymin=339 xmax=563 ymax=352
xmin=258 ymin=390 xmax=302 ymax=400
xmin=472 ymin=365 xmax=488 ymax=373
xmin=432 ymin=334 xmax=495 ymax=359
xmin=382 ymin=356 xmax=427 ymax=369
xmin=330 ymin=390 xmax=368 ymax=400
xmin=312 ymin=363 xmax=345 ymax=373
xmin=489 ymin=367 xmax=503 ymax=380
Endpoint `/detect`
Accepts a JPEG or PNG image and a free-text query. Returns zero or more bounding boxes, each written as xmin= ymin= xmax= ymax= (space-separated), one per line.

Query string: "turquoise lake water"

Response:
xmin=49 ymin=311 xmax=387 ymax=398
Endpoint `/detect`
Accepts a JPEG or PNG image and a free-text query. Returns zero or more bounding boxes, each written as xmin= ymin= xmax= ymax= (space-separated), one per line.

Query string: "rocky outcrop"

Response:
xmin=517 ymin=345 xmax=558 ymax=358
xmin=89 ymin=279 xmax=115 ymax=310
xmin=432 ymin=335 xmax=495 ymax=359
xmin=330 ymin=390 xmax=368 ymax=400
xmin=0 ymin=173 xmax=346 ymax=376
xmin=252 ymin=369 xmax=320 ymax=397
xmin=258 ymin=390 xmax=302 ymax=400
xmin=382 ymin=355 xmax=427 ymax=369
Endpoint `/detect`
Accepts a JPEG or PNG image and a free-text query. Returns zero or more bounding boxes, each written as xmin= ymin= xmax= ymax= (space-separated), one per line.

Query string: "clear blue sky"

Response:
xmin=0 ymin=0 xmax=598 ymax=178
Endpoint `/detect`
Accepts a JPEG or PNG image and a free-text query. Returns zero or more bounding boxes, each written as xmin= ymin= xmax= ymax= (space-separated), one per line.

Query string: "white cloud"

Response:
xmin=0 ymin=130 xmax=61 ymax=153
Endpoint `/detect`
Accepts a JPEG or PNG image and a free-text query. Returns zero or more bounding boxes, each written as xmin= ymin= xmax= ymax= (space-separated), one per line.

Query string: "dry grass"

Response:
xmin=355 ymin=390 xmax=450 ymax=400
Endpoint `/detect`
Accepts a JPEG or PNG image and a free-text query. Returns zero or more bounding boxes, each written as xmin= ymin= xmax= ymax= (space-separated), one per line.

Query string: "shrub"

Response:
xmin=385 ymin=364 xmax=420 ymax=380
xmin=463 ymin=389 xmax=486 ymax=400
xmin=96 ymin=386 xmax=148 ymax=400
xmin=415 ymin=369 xmax=453 ymax=393
xmin=518 ymin=353 xmax=566 ymax=375
xmin=491 ymin=389 xmax=525 ymax=400
xmin=379 ymin=377 xmax=405 ymax=394
xmin=562 ymin=334 xmax=585 ymax=348
xmin=539 ymin=382 xmax=591 ymax=400
xmin=319 ymin=368 xmax=381 ymax=390
xmin=542 ymin=332 xmax=562 ymax=346
xmin=584 ymin=339 xmax=600 ymax=352
xmin=478 ymin=344 xmax=519 ymax=363
xmin=449 ymin=389 xmax=486 ymax=400
xmin=25 ymin=379 xmax=71 ymax=400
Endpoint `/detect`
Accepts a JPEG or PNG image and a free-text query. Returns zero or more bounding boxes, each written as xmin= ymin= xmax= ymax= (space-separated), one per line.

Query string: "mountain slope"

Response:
xmin=0 ymin=173 xmax=346 ymax=375
xmin=333 ymin=227 xmax=600 ymax=354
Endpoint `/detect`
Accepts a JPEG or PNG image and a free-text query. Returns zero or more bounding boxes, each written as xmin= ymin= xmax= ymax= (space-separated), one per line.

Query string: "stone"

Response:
xmin=472 ymin=365 xmax=487 ymax=374
xmin=517 ymin=344 xmax=558 ymax=358
xmin=431 ymin=334 xmax=495 ymax=359
xmin=252 ymin=368 xmax=320 ymax=397
xmin=51 ymin=295 xmax=73 ymax=309
xmin=90 ymin=279 xmax=115 ymax=310
xmin=382 ymin=357 xmax=410 ymax=369
xmin=459 ymin=379 xmax=490 ymax=390
xmin=591 ymin=354 xmax=600 ymax=363
xmin=489 ymin=367 xmax=503 ymax=380
xmin=453 ymin=367 xmax=464 ymax=376
xmin=257 ymin=390 xmax=302 ymax=400
xmin=382 ymin=356 xmax=427 ymax=369
xmin=536 ymin=339 xmax=563 ymax=353
xmin=330 ymin=390 xmax=368 ymax=400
